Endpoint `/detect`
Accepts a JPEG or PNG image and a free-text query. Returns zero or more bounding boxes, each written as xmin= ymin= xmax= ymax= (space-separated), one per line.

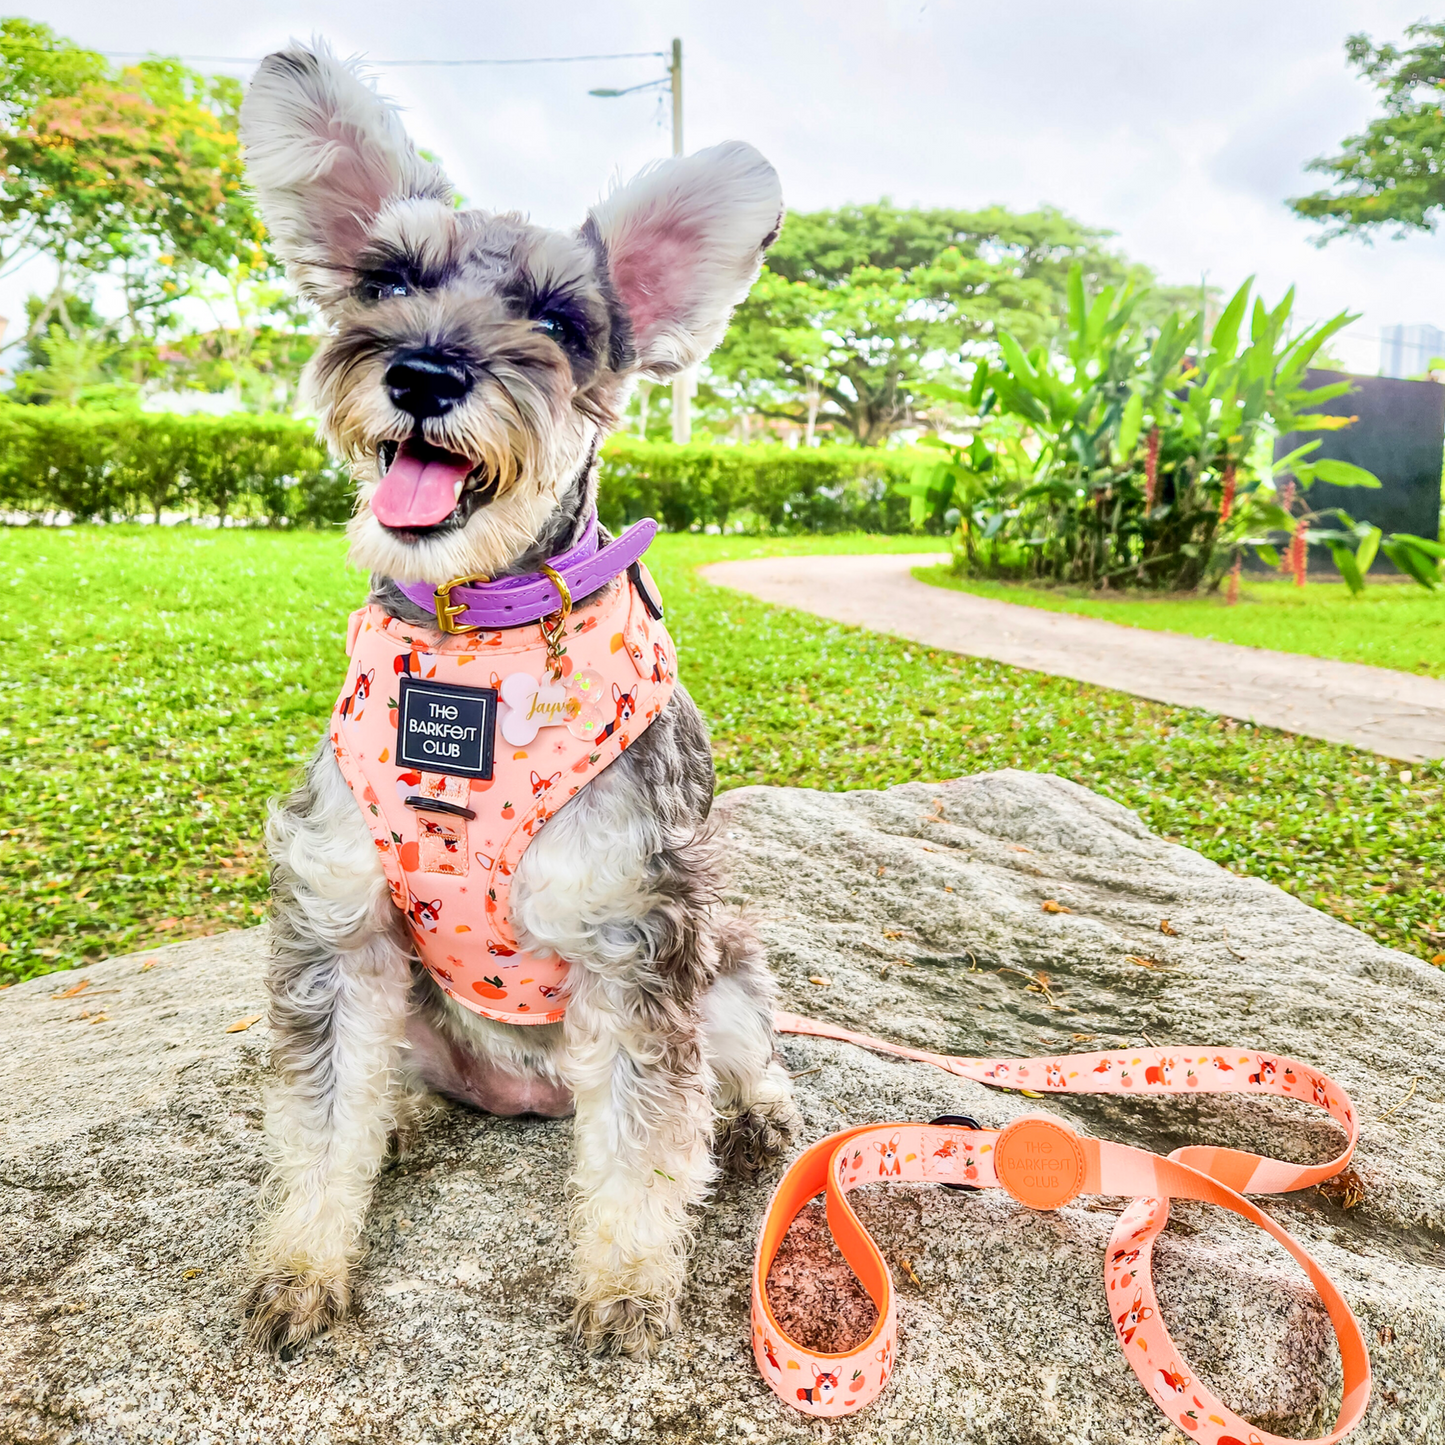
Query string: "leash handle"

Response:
xmin=757 ymin=1014 xmax=1370 ymax=1442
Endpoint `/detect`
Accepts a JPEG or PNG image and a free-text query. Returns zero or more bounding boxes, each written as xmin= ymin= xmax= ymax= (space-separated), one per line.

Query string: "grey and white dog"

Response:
xmin=238 ymin=42 xmax=798 ymax=1360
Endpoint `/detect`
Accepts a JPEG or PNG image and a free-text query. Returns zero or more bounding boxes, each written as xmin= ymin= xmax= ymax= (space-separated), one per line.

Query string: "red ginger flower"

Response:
xmin=1144 ymin=427 xmax=1160 ymax=511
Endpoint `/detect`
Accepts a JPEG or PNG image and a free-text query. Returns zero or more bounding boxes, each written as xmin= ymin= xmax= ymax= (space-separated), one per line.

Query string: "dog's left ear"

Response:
xmin=584 ymin=141 xmax=782 ymax=378
xmin=240 ymin=40 xmax=452 ymax=300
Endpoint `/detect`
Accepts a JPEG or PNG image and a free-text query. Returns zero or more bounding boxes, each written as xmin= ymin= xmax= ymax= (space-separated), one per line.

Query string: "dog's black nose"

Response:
xmin=386 ymin=351 xmax=471 ymax=418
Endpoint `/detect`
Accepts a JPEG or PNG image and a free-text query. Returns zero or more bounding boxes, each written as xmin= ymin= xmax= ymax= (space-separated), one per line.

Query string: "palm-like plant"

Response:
xmin=903 ymin=268 xmax=1442 ymax=593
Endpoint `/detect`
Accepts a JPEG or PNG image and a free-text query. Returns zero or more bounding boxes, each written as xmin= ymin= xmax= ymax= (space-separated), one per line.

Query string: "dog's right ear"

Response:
xmin=240 ymin=41 xmax=451 ymax=301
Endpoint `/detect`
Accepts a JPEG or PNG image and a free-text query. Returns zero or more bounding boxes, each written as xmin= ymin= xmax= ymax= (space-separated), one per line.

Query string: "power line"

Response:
xmin=1 ymin=42 xmax=668 ymax=67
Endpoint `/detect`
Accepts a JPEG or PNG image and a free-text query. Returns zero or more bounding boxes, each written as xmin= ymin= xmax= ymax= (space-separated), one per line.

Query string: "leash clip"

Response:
xmin=433 ymin=573 xmax=491 ymax=634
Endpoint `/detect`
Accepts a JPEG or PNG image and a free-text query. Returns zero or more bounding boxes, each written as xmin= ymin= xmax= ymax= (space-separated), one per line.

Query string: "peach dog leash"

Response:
xmin=758 ymin=1013 xmax=1371 ymax=1442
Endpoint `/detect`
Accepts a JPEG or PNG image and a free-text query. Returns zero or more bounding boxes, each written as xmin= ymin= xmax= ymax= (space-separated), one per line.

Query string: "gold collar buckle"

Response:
xmin=433 ymin=574 xmax=490 ymax=634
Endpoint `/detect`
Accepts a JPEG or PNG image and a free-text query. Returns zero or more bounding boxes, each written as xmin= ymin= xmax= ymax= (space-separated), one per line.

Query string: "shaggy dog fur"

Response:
xmin=238 ymin=41 xmax=798 ymax=1360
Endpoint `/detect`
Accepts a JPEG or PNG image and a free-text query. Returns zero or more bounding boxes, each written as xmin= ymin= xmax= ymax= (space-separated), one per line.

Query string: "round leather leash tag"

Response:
xmin=993 ymin=1115 xmax=1086 ymax=1210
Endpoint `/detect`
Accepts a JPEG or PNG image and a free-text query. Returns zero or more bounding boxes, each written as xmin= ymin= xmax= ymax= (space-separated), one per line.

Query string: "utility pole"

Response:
xmin=670 ymin=37 xmax=683 ymax=158
xmin=669 ymin=37 xmax=695 ymax=446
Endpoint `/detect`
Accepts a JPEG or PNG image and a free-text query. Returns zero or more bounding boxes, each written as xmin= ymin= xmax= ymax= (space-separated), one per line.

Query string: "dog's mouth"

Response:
xmin=372 ymin=437 xmax=501 ymax=538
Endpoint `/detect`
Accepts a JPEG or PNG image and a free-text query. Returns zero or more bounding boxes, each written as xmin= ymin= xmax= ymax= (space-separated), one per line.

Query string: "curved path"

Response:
xmin=699 ymin=552 xmax=1445 ymax=762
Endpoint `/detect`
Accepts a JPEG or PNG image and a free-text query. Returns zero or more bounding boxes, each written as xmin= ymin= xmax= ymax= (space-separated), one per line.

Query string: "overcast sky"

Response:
xmin=7 ymin=0 xmax=1443 ymax=373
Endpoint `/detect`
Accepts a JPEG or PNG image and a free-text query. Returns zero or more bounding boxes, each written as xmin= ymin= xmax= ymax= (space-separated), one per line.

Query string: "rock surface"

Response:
xmin=2 ymin=770 xmax=1443 ymax=1445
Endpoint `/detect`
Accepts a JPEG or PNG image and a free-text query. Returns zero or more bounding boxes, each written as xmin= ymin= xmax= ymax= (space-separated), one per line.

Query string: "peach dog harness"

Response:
xmin=761 ymin=1014 xmax=1372 ymax=1443
xmin=329 ymin=545 xmax=675 ymax=1025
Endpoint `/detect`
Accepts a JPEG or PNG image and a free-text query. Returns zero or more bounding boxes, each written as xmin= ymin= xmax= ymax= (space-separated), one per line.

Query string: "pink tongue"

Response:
xmin=371 ymin=449 xmax=472 ymax=529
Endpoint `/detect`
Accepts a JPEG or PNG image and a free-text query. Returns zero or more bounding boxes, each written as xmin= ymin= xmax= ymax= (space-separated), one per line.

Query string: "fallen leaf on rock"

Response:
xmin=182 ymin=1268 xmax=203 ymax=1280
xmin=1159 ymin=919 xmax=1179 ymax=936
xmin=139 ymin=958 xmax=159 ymax=971
xmin=883 ymin=930 xmax=904 ymax=940
xmin=225 ymin=1014 xmax=264 ymax=1033
xmin=1126 ymin=955 xmax=1163 ymax=968
xmin=1316 ymin=1168 xmax=1365 ymax=1210
xmin=1041 ymin=900 xmax=1071 ymax=914
xmin=876 ymin=865 xmax=887 ymax=877
xmin=51 ymin=979 xmax=90 ymax=999
xmin=808 ymin=975 xmax=832 ymax=987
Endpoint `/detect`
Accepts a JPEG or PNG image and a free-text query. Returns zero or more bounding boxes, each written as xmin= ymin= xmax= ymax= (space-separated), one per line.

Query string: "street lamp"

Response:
xmin=591 ymin=39 xmax=694 ymax=443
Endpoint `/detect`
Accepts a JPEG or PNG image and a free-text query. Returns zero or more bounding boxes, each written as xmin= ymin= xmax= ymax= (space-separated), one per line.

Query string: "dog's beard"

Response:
xmin=312 ymin=349 xmax=595 ymax=584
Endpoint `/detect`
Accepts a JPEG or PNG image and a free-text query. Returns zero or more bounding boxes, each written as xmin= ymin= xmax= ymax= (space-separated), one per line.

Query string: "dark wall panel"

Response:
xmin=1275 ymin=369 xmax=1444 ymax=571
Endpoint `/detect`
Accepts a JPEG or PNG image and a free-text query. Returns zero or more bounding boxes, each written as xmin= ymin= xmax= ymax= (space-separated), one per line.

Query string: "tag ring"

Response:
xmin=537 ymin=564 xmax=573 ymax=651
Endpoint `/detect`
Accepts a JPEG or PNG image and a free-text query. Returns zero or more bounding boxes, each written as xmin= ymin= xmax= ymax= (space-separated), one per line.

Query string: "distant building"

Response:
xmin=1380 ymin=323 xmax=1445 ymax=378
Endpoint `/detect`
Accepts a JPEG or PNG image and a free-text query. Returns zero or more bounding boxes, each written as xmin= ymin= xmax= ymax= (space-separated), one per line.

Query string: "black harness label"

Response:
xmin=396 ymin=676 xmax=496 ymax=779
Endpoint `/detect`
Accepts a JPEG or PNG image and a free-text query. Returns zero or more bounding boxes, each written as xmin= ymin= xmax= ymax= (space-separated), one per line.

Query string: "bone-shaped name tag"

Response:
xmin=497 ymin=670 xmax=608 ymax=746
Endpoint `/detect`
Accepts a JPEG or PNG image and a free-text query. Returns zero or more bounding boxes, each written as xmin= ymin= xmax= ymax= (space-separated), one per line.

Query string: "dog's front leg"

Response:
xmin=513 ymin=763 xmax=719 ymax=1359
xmin=560 ymin=970 xmax=715 ymax=1356
xmin=246 ymin=745 xmax=412 ymax=1356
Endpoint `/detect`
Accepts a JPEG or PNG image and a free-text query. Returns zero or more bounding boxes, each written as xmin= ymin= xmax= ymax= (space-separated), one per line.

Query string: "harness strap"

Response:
xmin=758 ymin=1013 xmax=1370 ymax=1442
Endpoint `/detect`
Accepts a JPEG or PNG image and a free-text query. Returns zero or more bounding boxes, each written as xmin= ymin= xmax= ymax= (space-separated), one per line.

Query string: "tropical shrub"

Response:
xmin=899 ymin=270 xmax=1444 ymax=592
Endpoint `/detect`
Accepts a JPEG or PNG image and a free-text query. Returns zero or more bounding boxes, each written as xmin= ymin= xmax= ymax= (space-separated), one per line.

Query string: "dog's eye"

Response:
xmin=535 ymin=312 xmax=581 ymax=347
xmin=359 ymin=275 xmax=410 ymax=302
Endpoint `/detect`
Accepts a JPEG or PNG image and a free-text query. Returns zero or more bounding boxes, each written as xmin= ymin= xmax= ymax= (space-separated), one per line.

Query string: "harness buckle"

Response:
xmin=433 ymin=574 xmax=490 ymax=634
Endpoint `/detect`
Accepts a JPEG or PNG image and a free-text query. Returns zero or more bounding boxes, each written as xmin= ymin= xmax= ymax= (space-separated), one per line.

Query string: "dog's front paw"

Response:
xmin=245 ymin=1266 xmax=351 ymax=1358
xmin=716 ymin=1100 xmax=799 ymax=1178
xmin=570 ymin=1292 xmax=677 ymax=1359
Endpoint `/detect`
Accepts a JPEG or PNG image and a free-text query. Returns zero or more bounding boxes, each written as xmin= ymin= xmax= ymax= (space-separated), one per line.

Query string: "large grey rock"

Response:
xmin=2 ymin=770 xmax=1441 ymax=1444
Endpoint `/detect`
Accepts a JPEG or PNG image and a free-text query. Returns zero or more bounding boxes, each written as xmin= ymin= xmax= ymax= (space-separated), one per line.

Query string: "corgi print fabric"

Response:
xmin=329 ymin=570 xmax=676 ymax=1024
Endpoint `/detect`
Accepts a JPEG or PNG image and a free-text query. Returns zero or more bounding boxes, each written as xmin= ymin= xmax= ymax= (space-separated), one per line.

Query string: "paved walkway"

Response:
xmin=699 ymin=552 xmax=1445 ymax=762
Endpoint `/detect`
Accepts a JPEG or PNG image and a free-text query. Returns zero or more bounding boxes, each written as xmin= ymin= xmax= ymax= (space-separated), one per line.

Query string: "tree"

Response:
xmin=0 ymin=20 xmax=267 ymax=361
xmin=0 ymin=17 xmax=107 ymax=282
xmin=1291 ymin=23 xmax=1445 ymax=238
xmin=706 ymin=202 xmax=1194 ymax=447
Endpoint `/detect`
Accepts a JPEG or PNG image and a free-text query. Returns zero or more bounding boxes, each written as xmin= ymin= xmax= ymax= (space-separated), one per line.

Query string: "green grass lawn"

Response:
xmin=2 ymin=525 xmax=1441 ymax=984
xmin=914 ymin=564 xmax=1445 ymax=677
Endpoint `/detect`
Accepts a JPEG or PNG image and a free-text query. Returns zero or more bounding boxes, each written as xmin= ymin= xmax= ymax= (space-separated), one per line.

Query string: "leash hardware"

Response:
xmin=433 ymin=573 xmax=491 ymax=634
xmin=537 ymin=563 xmax=574 ymax=677
xmin=993 ymin=1115 xmax=1087 ymax=1211
xmin=930 ymin=1114 xmax=984 ymax=1191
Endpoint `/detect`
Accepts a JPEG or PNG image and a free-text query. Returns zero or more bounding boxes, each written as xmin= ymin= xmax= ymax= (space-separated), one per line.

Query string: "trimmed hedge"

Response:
xmin=0 ymin=407 xmax=927 ymax=533
xmin=597 ymin=436 xmax=921 ymax=533
xmin=0 ymin=407 xmax=343 ymax=526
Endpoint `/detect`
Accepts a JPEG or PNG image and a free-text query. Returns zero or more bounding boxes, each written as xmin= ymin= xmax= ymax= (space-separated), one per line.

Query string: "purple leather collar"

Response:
xmin=392 ymin=513 xmax=659 ymax=633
